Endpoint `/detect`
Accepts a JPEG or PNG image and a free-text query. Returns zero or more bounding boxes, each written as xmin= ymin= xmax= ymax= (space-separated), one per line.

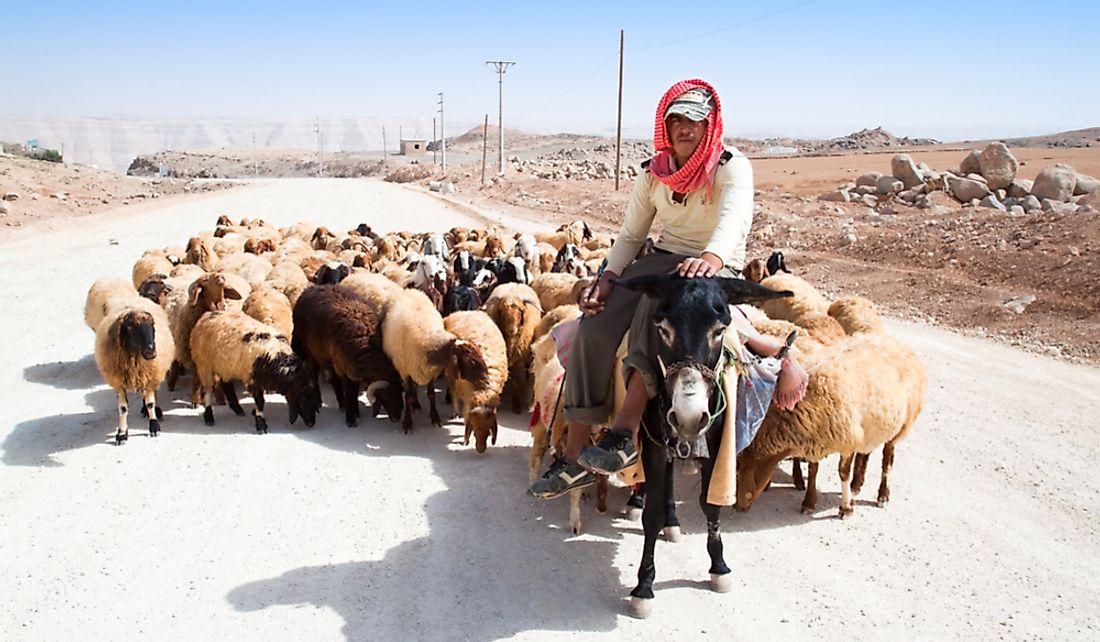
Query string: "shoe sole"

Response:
xmin=527 ymin=477 xmax=596 ymax=500
xmin=578 ymin=451 xmax=638 ymax=476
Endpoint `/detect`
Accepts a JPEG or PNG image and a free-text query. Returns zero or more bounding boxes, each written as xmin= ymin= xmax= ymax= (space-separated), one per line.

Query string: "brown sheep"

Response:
xmin=531 ymin=304 xmax=581 ymax=345
xmin=484 ymin=283 xmax=543 ymax=414
xmin=184 ymin=236 xmax=219 ymax=271
xmin=382 ymin=288 xmax=489 ymax=433
xmin=93 ymin=296 xmax=175 ymax=445
xmin=131 ymin=252 xmax=175 ymax=289
xmin=736 ymin=332 xmax=927 ymax=518
xmin=443 ymin=311 xmax=509 ymax=453
xmin=292 ymin=285 xmax=404 ymax=427
xmin=828 ymin=296 xmax=886 ymax=335
xmin=163 ymin=272 xmax=245 ymax=402
xmin=190 ymin=311 xmax=320 ymax=433
xmin=85 ymin=277 xmax=139 ymax=331
xmin=341 ymin=272 xmax=403 ymax=317
xmin=243 ymin=284 xmax=294 ymax=338
xmin=530 ymin=272 xmax=582 ymax=312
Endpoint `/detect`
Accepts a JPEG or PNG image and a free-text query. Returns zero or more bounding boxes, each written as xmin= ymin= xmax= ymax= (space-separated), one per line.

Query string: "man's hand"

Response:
xmin=677 ymin=252 xmax=723 ymax=278
xmin=579 ymin=270 xmax=617 ymax=316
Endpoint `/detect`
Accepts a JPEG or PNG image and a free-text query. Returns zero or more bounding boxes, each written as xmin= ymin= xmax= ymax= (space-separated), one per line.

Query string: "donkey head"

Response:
xmin=616 ymin=273 xmax=791 ymax=443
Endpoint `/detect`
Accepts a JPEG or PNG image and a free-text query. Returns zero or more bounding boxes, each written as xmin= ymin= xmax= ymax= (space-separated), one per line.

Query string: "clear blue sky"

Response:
xmin=3 ymin=0 xmax=1096 ymax=140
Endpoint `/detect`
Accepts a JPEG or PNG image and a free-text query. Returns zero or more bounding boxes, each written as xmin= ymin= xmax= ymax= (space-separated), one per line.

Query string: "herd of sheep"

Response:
xmin=82 ymin=214 xmax=926 ymax=525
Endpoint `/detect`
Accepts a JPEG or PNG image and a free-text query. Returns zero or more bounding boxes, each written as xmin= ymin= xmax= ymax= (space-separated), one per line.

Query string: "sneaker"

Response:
xmin=527 ymin=457 xmax=595 ymax=500
xmin=578 ymin=429 xmax=638 ymax=475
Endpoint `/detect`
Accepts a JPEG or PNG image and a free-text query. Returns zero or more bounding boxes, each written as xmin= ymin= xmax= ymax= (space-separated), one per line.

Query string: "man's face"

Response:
xmin=666 ymin=114 xmax=707 ymax=162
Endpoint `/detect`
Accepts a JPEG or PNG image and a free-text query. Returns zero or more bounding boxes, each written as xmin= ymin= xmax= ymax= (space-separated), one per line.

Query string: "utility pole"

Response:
xmin=481 ymin=114 xmax=489 ymax=186
xmin=382 ymin=127 xmax=388 ymax=161
xmin=615 ymin=30 xmax=625 ymax=191
xmin=485 ymin=60 xmax=515 ymax=174
xmin=433 ymin=117 xmax=437 ymax=165
xmin=438 ymin=92 xmax=446 ymax=173
xmin=252 ymin=132 xmax=258 ymax=178
xmin=313 ymin=117 xmax=323 ymax=178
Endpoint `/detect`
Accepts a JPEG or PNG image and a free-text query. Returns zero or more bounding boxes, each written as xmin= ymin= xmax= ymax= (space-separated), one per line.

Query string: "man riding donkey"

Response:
xmin=528 ymin=78 xmax=808 ymax=500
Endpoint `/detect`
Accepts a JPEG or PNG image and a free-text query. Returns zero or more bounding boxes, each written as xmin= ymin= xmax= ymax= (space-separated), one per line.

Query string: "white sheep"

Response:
xmin=85 ymin=277 xmax=139 ymax=331
xmin=93 ymin=296 xmax=175 ymax=445
xmin=484 ymin=283 xmax=543 ymax=414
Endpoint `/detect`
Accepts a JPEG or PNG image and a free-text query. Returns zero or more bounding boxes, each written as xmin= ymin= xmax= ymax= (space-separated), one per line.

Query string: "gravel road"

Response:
xmin=1 ymin=178 xmax=1097 ymax=640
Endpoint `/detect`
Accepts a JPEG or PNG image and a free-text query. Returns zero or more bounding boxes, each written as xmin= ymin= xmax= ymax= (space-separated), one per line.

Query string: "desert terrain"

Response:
xmin=1 ymin=131 xmax=1099 ymax=640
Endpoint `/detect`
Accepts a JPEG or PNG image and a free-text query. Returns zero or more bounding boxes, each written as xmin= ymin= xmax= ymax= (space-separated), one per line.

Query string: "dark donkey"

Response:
xmin=615 ymin=273 xmax=791 ymax=618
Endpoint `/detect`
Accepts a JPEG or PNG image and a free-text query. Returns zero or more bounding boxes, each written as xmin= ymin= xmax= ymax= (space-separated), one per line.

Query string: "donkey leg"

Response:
xmin=700 ymin=446 xmax=732 ymax=593
xmin=662 ymin=459 xmax=681 ymax=542
xmin=630 ymin=445 xmax=667 ymax=618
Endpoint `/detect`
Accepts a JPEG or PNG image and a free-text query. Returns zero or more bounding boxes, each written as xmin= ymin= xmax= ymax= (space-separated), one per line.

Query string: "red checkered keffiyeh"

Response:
xmin=649 ymin=78 xmax=725 ymax=202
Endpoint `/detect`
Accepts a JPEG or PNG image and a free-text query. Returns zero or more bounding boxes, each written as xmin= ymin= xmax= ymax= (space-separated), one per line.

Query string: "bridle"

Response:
xmin=644 ymin=345 xmax=733 ymax=460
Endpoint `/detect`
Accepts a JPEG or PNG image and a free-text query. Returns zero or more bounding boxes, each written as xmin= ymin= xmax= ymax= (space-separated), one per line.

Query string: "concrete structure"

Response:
xmin=399 ymin=138 xmax=427 ymax=155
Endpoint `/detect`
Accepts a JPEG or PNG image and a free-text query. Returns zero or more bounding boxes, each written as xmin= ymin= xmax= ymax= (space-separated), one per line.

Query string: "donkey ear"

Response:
xmin=716 ymin=277 xmax=793 ymax=305
xmin=613 ymin=273 xmax=670 ymax=298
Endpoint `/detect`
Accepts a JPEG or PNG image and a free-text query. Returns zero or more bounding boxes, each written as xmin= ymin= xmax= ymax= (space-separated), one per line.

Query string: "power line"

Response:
xmin=631 ymin=0 xmax=818 ymax=52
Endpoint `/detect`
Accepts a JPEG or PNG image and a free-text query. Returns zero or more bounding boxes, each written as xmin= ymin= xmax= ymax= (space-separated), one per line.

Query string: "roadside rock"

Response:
xmin=1031 ymin=164 xmax=1077 ymax=201
xmin=890 ymin=154 xmax=924 ymax=189
xmin=2 ymin=192 xmax=19 ymax=202
xmin=1073 ymin=174 xmax=1099 ymax=195
xmin=876 ymin=175 xmax=904 ymax=195
xmin=978 ymin=142 xmax=1018 ymax=190
xmin=1021 ymin=194 xmax=1042 ymax=212
xmin=855 ymin=172 xmax=882 ymax=187
xmin=980 ymin=194 xmax=1007 ymax=211
xmin=1042 ymin=198 xmax=1078 ymax=214
xmin=1007 ymin=179 xmax=1033 ymax=198
xmin=948 ymin=175 xmax=991 ymax=202
xmin=819 ymin=190 xmax=850 ymax=202
xmin=1004 ymin=295 xmax=1036 ymax=314
xmin=959 ymin=150 xmax=982 ymax=175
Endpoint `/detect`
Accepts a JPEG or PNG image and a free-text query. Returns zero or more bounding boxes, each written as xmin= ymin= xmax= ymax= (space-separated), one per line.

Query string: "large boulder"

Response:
xmin=855 ymin=172 xmax=882 ymax=187
xmin=1031 ymin=164 xmax=1077 ymax=202
xmin=876 ymin=175 xmax=904 ymax=195
xmin=1007 ymin=179 xmax=1033 ymax=198
xmin=1073 ymin=174 xmax=1099 ymax=195
xmin=1077 ymin=189 xmax=1100 ymax=209
xmin=890 ymin=154 xmax=924 ymax=189
xmin=959 ymin=150 xmax=982 ymax=175
xmin=948 ymin=175 xmax=991 ymax=202
xmin=977 ymin=142 xmax=1018 ymax=190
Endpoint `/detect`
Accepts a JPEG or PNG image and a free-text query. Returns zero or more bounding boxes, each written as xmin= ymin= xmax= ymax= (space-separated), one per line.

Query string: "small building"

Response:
xmin=399 ymin=138 xmax=427 ymax=155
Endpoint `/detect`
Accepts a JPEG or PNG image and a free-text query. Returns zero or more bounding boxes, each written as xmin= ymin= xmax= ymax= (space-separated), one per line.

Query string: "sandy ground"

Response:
xmin=2 ymin=178 xmax=1099 ymax=640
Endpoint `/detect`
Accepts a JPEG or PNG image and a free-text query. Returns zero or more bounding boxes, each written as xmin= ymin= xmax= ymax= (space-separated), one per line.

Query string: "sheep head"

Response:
xmin=735 ymin=449 xmax=792 ymax=512
xmin=366 ymin=379 xmax=404 ymax=422
xmin=114 ymin=310 xmax=158 ymax=361
xmin=464 ymin=406 xmax=498 ymax=453
xmin=188 ymin=273 xmax=243 ymax=312
xmin=137 ymin=274 xmax=173 ymax=305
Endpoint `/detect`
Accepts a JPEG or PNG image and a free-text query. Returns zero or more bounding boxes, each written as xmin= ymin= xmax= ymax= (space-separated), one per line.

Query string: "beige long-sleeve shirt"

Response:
xmin=603 ymin=146 xmax=754 ymax=275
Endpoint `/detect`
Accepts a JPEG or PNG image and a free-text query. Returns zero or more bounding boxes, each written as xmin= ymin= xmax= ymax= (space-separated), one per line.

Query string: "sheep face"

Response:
xmin=137 ymin=274 xmax=172 ymax=305
xmin=617 ymin=274 xmax=792 ymax=443
xmin=464 ymin=406 xmax=498 ymax=454
xmin=313 ymin=262 xmax=350 ymax=285
xmin=118 ymin=310 xmax=159 ymax=361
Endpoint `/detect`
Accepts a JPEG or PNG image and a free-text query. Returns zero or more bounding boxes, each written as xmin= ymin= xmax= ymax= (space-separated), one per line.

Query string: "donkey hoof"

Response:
xmin=711 ymin=572 xmax=733 ymax=593
xmin=625 ymin=507 xmax=642 ymax=522
xmin=662 ymin=525 xmax=681 ymax=542
xmin=629 ymin=596 xmax=652 ymax=619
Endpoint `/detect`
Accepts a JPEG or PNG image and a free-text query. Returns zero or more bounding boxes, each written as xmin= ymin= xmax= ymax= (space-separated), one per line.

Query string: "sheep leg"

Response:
xmin=341 ymin=377 xmax=359 ymax=427
xmin=251 ymin=387 xmax=268 ymax=434
xmin=851 ymin=453 xmax=870 ymax=495
xmin=222 ymin=381 xmax=244 ymax=416
xmin=114 ymin=389 xmax=129 ymax=445
xmin=801 ymin=460 xmax=819 ymax=514
xmin=838 ymin=453 xmax=856 ymax=518
xmin=427 ymin=385 xmax=442 ymax=427
xmin=791 ymin=457 xmax=806 ymax=490
xmin=331 ymin=367 xmax=347 ymax=410
xmin=144 ymin=390 xmax=160 ymax=438
xmin=409 ymin=381 xmax=421 ymax=412
xmin=400 ymin=377 xmax=416 ymax=434
xmin=699 ymin=452 xmax=732 ymax=592
xmin=166 ymin=360 xmax=182 ymax=391
xmin=528 ymin=425 xmax=548 ymax=483
xmin=877 ymin=441 xmax=897 ymax=507
xmin=596 ymin=474 xmax=608 ymax=514
xmin=625 ymin=483 xmax=645 ymax=521
xmin=202 ymin=386 xmax=217 ymax=426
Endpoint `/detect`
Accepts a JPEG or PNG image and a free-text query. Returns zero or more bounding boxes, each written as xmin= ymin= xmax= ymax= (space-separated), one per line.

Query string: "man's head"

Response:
xmin=664 ymin=88 xmax=715 ymax=164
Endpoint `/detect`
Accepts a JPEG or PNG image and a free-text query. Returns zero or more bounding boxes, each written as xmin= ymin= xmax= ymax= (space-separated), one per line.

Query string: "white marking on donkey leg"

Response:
xmin=711 ymin=572 xmax=733 ymax=593
xmin=662 ymin=525 xmax=681 ymax=542
xmin=629 ymin=596 xmax=653 ymax=619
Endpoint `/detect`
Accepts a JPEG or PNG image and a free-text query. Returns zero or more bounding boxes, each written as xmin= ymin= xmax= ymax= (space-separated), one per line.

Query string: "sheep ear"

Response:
xmin=188 ymin=282 xmax=204 ymax=306
xmin=224 ymin=287 xmax=243 ymax=301
xmin=716 ymin=278 xmax=793 ymax=306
